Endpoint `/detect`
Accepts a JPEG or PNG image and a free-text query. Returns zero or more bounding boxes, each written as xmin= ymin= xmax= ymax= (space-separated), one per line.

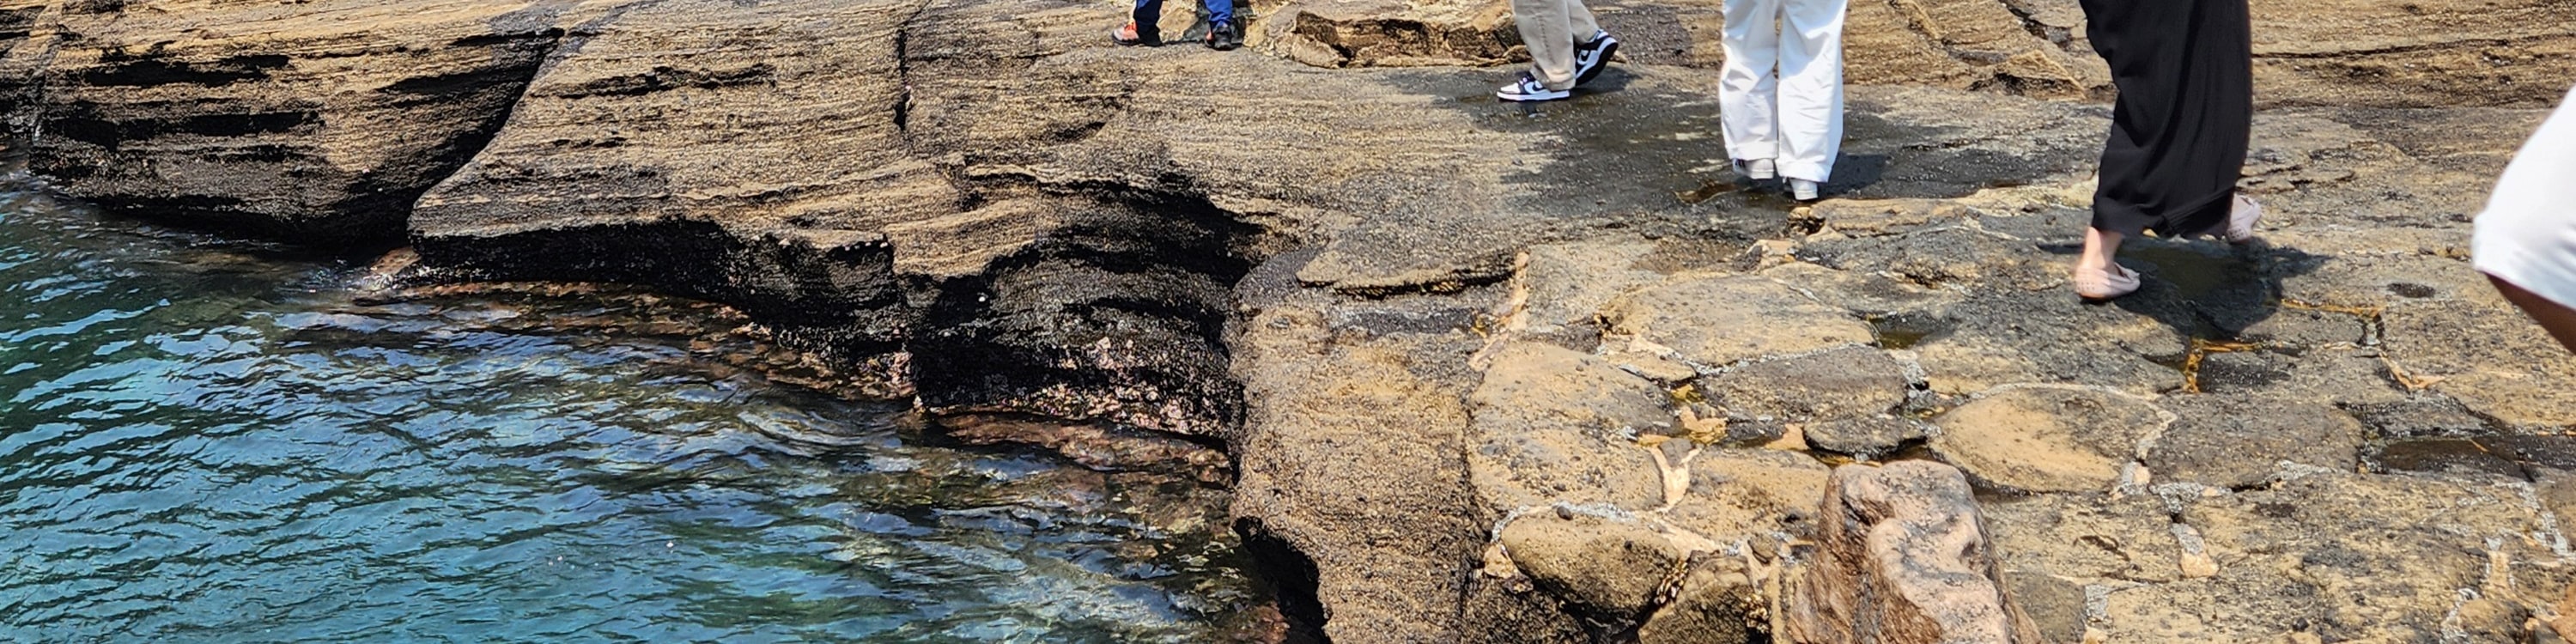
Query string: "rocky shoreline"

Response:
xmin=7 ymin=0 xmax=2576 ymax=641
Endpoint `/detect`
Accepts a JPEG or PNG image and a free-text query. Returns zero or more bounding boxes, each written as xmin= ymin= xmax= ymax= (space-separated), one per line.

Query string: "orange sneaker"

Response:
xmin=1112 ymin=22 xmax=1158 ymax=46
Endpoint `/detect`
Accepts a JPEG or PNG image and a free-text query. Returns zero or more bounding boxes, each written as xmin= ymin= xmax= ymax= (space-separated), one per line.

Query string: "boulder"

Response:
xmin=1788 ymin=461 xmax=2045 ymax=644
xmin=1498 ymin=510 xmax=1683 ymax=617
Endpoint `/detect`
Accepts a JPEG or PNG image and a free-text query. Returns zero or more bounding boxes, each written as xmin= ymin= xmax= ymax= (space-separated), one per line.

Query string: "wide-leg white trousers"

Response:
xmin=1719 ymin=0 xmax=1847 ymax=183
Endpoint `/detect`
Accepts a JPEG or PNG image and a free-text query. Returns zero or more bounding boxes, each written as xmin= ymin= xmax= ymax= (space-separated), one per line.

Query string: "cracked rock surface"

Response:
xmin=3 ymin=0 xmax=2575 ymax=641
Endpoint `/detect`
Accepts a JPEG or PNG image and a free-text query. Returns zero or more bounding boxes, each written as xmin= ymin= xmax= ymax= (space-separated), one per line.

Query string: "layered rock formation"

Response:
xmin=5 ymin=0 xmax=2576 ymax=641
xmin=1270 ymin=0 xmax=2576 ymax=106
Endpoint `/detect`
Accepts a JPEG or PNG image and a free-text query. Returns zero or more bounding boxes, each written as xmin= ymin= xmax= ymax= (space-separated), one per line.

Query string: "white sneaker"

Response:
xmin=1790 ymin=179 xmax=1820 ymax=201
xmin=1497 ymin=73 xmax=1571 ymax=102
xmin=1572 ymin=30 xmax=1619 ymax=86
xmin=1743 ymin=159 xmax=1777 ymax=180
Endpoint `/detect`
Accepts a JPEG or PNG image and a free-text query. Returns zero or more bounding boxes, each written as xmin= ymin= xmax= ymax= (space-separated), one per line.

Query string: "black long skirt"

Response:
xmin=2080 ymin=0 xmax=2253 ymax=236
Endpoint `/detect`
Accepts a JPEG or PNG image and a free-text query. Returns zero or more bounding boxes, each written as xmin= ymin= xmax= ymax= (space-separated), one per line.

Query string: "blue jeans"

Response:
xmin=1133 ymin=0 xmax=1231 ymax=33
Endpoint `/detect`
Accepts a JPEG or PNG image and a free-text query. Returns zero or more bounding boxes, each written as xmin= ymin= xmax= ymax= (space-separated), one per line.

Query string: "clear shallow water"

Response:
xmin=0 ymin=191 xmax=1261 ymax=642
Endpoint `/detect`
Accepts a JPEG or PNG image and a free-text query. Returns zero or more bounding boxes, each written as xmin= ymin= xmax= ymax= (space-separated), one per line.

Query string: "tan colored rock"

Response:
xmin=2142 ymin=394 xmax=2362 ymax=489
xmin=2093 ymin=571 xmax=2324 ymax=643
xmin=1666 ymin=448 xmax=1831 ymax=553
xmin=1259 ymin=0 xmax=1518 ymax=69
xmin=1705 ymin=345 xmax=1909 ymax=422
xmin=1704 ymin=345 xmax=1916 ymax=454
xmin=1474 ymin=342 xmax=1676 ymax=438
xmin=1498 ymin=510 xmax=1683 ymax=616
xmin=1231 ymin=326 xmax=1491 ymax=642
xmin=2250 ymin=0 xmax=2576 ymax=108
xmin=1983 ymin=493 xmax=2183 ymax=584
xmin=1602 ymin=274 xmax=1874 ymax=368
xmin=1789 ymin=461 xmax=2045 ymax=644
xmin=2382 ymin=300 xmax=2576 ymax=428
xmin=2555 ymin=584 xmax=2576 ymax=642
xmin=1759 ymin=261 xmax=1959 ymax=319
xmin=2147 ymin=471 xmax=2570 ymax=641
xmin=1468 ymin=342 xmax=1669 ymax=511
xmin=1930 ymin=386 xmax=2166 ymax=494
xmin=1499 ymin=239 xmax=1670 ymax=349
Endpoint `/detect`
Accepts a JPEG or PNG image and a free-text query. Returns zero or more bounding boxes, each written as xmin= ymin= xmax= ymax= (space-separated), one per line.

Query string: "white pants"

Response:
xmin=1719 ymin=0 xmax=1847 ymax=183
xmin=2475 ymin=84 xmax=2576 ymax=309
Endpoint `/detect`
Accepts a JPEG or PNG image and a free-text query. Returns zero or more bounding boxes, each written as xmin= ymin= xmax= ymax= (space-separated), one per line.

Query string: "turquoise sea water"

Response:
xmin=0 ymin=191 xmax=1257 ymax=642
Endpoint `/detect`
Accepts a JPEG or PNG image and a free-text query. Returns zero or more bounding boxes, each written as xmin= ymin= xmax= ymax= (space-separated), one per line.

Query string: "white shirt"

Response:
xmin=2476 ymin=84 xmax=2576 ymax=309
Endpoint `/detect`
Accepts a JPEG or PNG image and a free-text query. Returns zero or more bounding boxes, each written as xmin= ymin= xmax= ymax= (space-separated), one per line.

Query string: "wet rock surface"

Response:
xmin=3 ymin=0 xmax=2574 ymax=641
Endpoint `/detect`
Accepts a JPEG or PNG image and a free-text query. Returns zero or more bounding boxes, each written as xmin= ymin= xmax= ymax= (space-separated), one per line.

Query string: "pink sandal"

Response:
xmin=2074 ymin=263 xmax=2141 ymax=301
xmin=2204 ymin=195 xmax=2261 ymax=244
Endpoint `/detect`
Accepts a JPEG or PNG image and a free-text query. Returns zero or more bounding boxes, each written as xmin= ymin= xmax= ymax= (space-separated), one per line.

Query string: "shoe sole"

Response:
xmin=1575 ymin=39 xmax=1619 ymax=86
xmin=1497 ymin=88 xmax=1571 ymax=101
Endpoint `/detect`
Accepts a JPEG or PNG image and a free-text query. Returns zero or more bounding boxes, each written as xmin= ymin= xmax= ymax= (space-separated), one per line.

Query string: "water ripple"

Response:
xmin=0 ymin=193 xmax=1257 ymax=642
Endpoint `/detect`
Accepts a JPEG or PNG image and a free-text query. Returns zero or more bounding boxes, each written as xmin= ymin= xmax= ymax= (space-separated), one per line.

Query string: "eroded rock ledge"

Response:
xmin=5 ymin=0 xmax=2576 ymax=641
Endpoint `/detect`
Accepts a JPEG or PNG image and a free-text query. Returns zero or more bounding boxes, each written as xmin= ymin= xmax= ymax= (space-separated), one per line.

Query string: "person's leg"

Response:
xmin=2079 ymin=227 xmax=2125 ymax=274
xmin=1567 ymin=0 xmax=1602 ymax=44
xmin=1719 ymin=0 xmax=1784 ymax=167
xmin=2491 ymin=276 xmax=2576 ymax=353
xmin=1511 ymin=0 xmax=1580 ymax=90
xmin=1201 ymin=0 xmax=1241 ymax=49
xmin=2073 ymin=225 xmax=2140 ymax=300
xmin=1133 ymin=0 xmax=1167 ymax=37
xmin=1774 ymin=0 xmax=1846 ymax=185
xmin=1566 ymin=0 xmax=1619 ymax=86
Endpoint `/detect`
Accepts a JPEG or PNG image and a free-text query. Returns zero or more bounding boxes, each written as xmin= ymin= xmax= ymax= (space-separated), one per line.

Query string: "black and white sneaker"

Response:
xmin=1497 ymin=73 xmax=1571 ymax=102
xmin=1572 ymin=30 xmax=1619 ymax=86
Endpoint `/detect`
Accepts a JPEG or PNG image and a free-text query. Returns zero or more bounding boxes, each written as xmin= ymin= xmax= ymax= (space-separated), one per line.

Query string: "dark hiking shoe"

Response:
xmin=1207 ymin=22 xmax=1242 ymax=51
xmin=1573 ymin=29 xmax=1619 ymax=86
xmin=1114 ymin=21 xmax=1160 ymax=46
